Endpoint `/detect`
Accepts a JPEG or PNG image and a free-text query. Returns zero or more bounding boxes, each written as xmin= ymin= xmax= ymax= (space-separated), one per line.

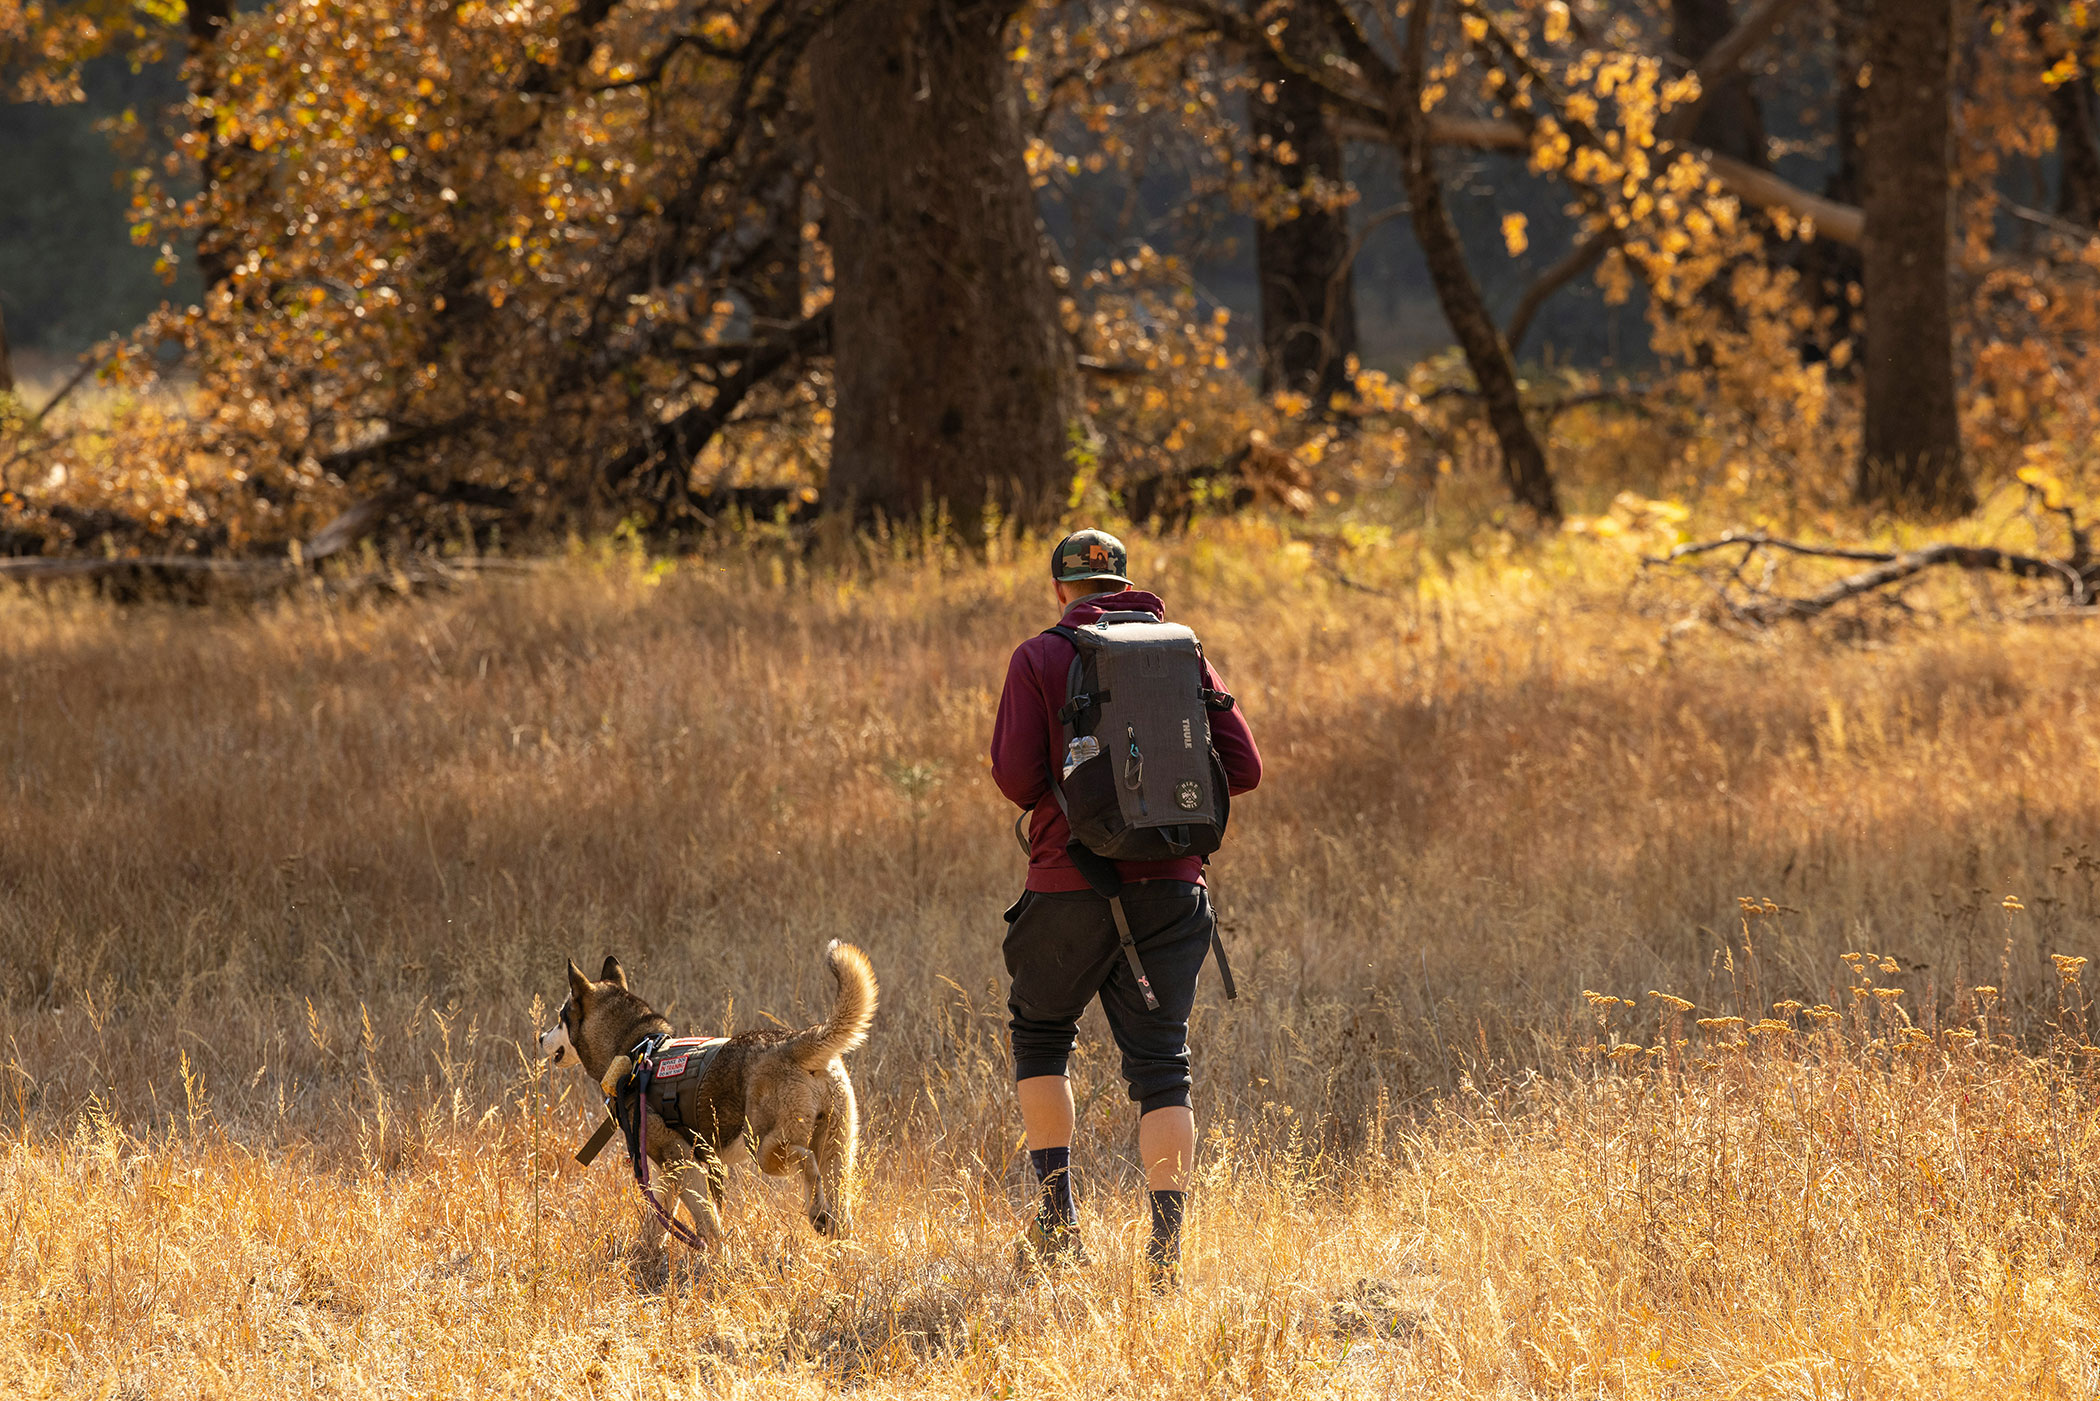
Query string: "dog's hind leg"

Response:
xmin=755 ymin=1129 xmax=833 ymax=1236
xmin=812 ymin=1078 xmax=858 ymax=1237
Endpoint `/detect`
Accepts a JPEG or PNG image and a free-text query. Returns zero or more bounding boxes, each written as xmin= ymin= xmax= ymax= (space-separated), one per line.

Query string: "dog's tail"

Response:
xmin=789 ymin=940 xmax=878 ymax=1070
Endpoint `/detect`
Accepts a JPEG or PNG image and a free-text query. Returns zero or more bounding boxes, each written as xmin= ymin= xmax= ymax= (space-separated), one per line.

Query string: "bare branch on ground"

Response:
xmin=1645 ymin=526 xmax=2100 ymax=627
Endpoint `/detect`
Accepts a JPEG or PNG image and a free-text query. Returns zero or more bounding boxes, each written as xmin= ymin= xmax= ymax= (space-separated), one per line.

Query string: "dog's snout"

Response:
xmin=539 ymin=1023 xmax=574 ymax=1066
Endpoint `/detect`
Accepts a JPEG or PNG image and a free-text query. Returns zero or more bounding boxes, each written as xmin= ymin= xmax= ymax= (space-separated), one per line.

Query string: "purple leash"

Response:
xmin=614 ymin=1045 xmax=714 ymax=1251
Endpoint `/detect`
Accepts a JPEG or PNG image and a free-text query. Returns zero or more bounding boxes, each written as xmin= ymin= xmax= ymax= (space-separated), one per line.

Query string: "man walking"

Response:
xmin=990 ymin=528 xmax=1262 ymax=1287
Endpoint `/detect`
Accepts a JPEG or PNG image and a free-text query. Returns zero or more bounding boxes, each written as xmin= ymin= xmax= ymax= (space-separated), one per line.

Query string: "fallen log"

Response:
xmin=0 ymin=550 xmax=545 ymax=599
xmin=1645 ymin=528 xmax=2098 ymax=626
xmin=1 ymin=480 xmax=506 ymax=592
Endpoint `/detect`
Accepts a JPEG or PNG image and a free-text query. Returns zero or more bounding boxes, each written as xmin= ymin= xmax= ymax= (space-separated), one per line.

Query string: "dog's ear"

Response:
xmin=600 ymin=954 xmax=628 ymax=989
xmin=567 ymin=959 xmax=591 ymax=1001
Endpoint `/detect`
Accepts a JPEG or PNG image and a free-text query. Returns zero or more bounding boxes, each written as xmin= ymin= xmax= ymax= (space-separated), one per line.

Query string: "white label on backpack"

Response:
xmin=1177 ymin=780 xmax=1201 ymax=810
xmin=1181 ymin=718 xmax=1193 ymax=749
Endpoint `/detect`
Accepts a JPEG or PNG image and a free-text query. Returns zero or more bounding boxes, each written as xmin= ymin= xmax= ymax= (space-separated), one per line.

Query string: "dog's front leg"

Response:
xmin=694 ymin=1135 xmax=738 ymax=1206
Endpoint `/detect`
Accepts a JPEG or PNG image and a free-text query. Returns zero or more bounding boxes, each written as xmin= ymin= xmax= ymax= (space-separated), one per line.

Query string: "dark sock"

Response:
xmin=1146 ymin=1189 xmax=1186 ymax=1269
xmin=1030 ymin=1146 xmax=1075 ymax=1228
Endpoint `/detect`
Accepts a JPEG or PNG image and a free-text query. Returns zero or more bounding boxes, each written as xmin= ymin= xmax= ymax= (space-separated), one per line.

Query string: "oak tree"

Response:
xmin=1855 ymin=0 xmax=1971 ymax=514
xmin=810 ymin=0 xmax=1080 ymax=533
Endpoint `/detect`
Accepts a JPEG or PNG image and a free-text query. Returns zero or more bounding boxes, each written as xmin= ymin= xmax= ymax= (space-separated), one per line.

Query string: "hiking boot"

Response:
xmin=1012 ymin=1216 xmax=1089 ymax=1275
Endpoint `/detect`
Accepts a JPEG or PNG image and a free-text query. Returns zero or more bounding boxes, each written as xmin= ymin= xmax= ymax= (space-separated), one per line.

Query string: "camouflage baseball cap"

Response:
xmin=1051 ymin=529 xmax=1130 ymax=585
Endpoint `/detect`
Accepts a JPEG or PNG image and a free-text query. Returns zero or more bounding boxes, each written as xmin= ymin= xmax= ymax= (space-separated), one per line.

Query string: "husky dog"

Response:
xmin=540 ymin=940 xmax=877 ymax=1247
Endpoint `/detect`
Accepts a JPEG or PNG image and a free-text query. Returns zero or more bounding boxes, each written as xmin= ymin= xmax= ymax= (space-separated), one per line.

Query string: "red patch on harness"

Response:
xmin=650 ymin=1037 xmax=725 ymax=1082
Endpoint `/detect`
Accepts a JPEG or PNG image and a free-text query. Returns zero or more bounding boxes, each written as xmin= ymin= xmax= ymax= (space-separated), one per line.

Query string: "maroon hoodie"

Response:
xmin=991 ymin=589 xmax=1262 ymax=893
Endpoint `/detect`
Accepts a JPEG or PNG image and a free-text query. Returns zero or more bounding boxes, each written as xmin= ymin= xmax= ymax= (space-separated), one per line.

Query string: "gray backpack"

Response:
xmin=1038 ymin=613 xmax=1241 ymax=1009
xmin=1047 ymin=613 xmax=1237 ymax=863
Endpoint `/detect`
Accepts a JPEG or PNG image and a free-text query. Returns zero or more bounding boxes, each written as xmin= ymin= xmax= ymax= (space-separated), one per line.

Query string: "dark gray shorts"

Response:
xmin=1002 ymin=881 xmax=1214 ymax=1114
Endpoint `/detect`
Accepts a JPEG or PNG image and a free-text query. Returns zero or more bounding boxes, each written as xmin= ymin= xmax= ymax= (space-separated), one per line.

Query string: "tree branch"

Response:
xmin=1032 ymin=24 xmax=1215 ymax=132
xmin=1504 ymin=225 xmax=1618 ymax=352
xmin=1335 ymin=112 xmax=1869 ymax=248
xmin=314 ymin=416 xmax=479 ymax=478
xmin=600 ymin=308 xmax=830 ymax=491
xmin=0 ymin=477 xmax=523 ymax=588
xmin=27 ymin=354 xmax=103 ymax=430
xmin=1657 ymin=0 xmax=1812 ymax=143
xmin=1646 ymin=530 xmax=2099 ymax=624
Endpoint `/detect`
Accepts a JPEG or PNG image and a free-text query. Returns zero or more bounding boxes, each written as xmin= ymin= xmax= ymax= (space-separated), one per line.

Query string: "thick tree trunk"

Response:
xmin=1670 ymin=0 xmax=1769 ymax=167
xmin=1249 ymin=48 xmax=1359 ymax=403
xmin=0 ymin=303 xmax=13 ymax=395
xmin=187 ymin=0 xmax=236 ymax=290
xmin=1855 ymin=0 xmax=1970 ymax=515
xmin=809 ymin=0 xmax=1080 ymax=534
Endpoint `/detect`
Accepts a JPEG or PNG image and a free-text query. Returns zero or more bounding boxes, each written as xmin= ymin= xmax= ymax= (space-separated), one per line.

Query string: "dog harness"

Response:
xmin=576 ymin=1032 xmax=732 ymax=1166
xmin=648 ymin=1035 xmax=733 ymax=1137
xmin=575 ymin=1032 xmax=734 ymax=1251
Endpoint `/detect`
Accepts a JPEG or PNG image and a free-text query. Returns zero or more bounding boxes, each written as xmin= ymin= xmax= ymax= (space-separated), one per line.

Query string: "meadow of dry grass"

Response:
xmin=5 ymin=518 xmax=2100 ymax=1397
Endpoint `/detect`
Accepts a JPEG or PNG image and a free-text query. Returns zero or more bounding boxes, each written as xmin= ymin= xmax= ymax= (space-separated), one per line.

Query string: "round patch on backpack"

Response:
xmin=1176 ymin=780 xmax=1201 ymax=811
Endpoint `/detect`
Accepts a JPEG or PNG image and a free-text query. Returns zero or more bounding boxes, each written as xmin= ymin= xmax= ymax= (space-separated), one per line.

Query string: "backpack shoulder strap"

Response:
xmin=1042 ymin=625 xmax=1108 ymax=726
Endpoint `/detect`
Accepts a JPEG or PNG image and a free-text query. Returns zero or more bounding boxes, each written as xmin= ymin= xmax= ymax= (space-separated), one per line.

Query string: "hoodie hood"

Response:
xmin=1058 ymin=589 xmax=1166 ymax=627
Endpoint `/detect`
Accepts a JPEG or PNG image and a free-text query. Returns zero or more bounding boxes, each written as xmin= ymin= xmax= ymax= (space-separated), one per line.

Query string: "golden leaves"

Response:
xmin=1500 ymin=212 xmax=1528 ymax=257
xmin=1541 ymin=1 xmax=1568 ymax=45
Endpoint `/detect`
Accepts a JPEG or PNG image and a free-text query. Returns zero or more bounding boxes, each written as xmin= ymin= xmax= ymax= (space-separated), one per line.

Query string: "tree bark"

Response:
xmin=1249 ymin=47 xmax=1359 ymax=402
xmin=0 ymin=302 xmax=13 ymax=395
xmin=1854 ymin=0 xmax=1971 ymax=515
xmin=1670 ymin=0 xmax=1769 ymax=167
xmin=808 ymin=0 xmax=1080 ymax=535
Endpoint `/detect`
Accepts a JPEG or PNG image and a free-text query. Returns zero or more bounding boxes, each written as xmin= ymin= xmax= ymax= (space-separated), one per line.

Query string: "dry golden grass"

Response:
xmin=5 ymin=518 xmax=2100 ymax=1397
